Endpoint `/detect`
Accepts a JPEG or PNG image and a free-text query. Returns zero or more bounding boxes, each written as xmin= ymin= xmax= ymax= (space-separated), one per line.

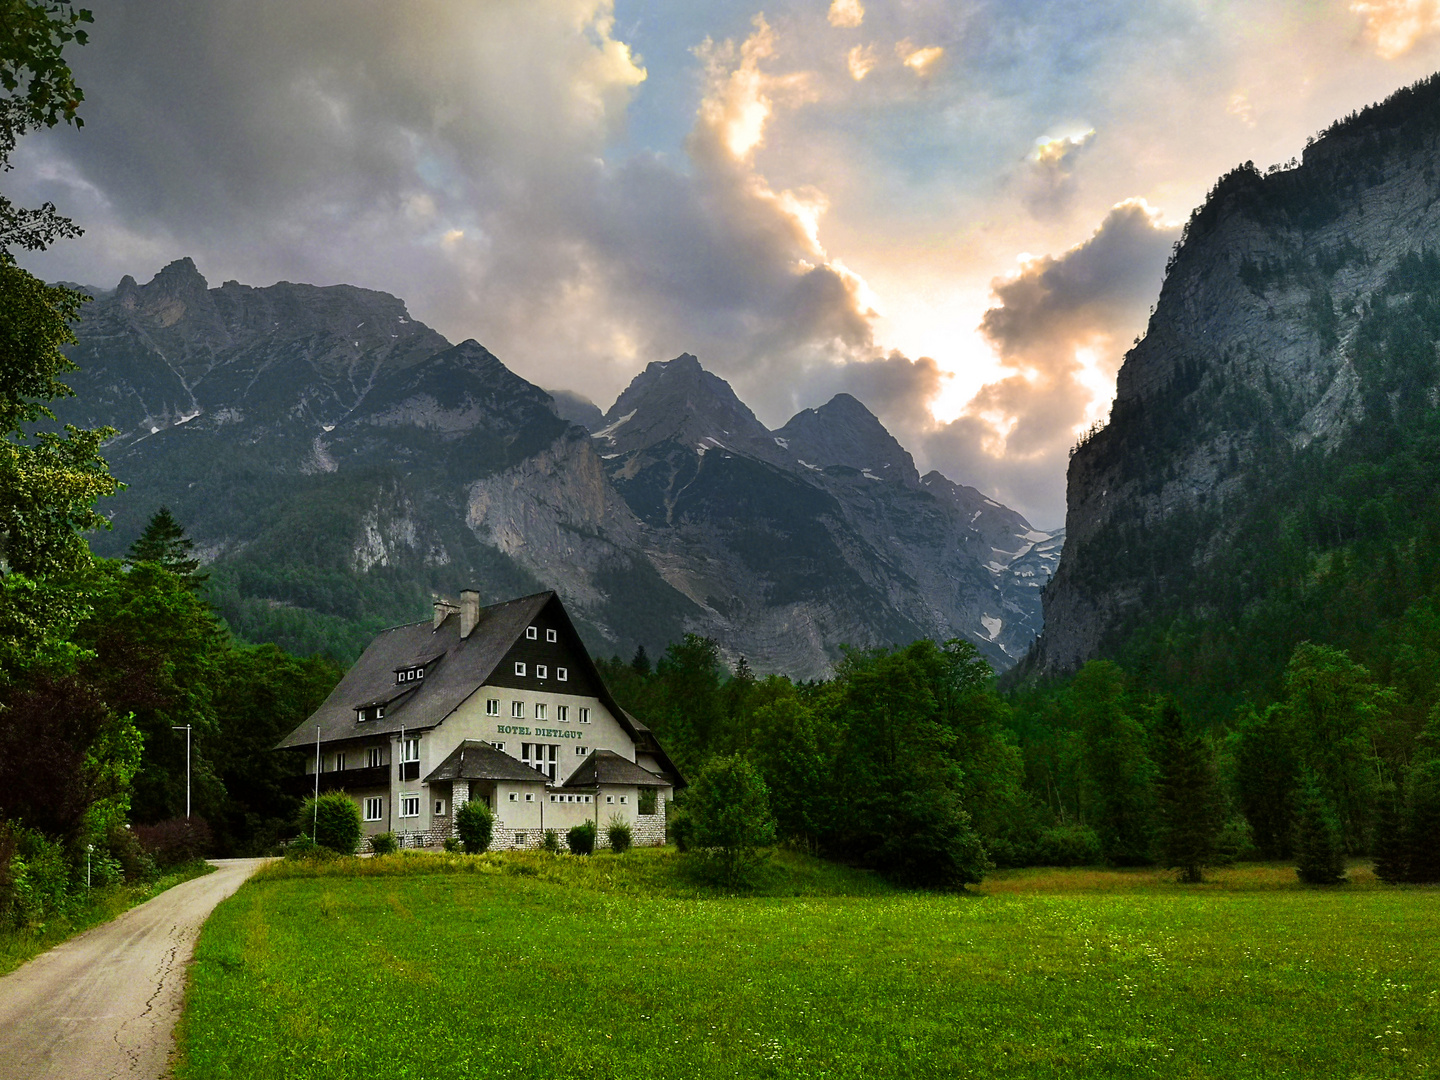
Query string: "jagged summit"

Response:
xmin=775 ymin=393 xmax=919 ymax=486
xmin=598 ymin=353 xmax=781 ymax=462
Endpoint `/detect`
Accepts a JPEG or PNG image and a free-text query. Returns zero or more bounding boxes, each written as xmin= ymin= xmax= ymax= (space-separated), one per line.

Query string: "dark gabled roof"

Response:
xmin=623 ymin=710 xmax=685 ymax=788
xmin=276 ymin=592 xmax=555 ymax=749
xmin=425 ymin=740 xmax=548 ymax=785
xmin=562 ymin=749 xmax=669 ymax=789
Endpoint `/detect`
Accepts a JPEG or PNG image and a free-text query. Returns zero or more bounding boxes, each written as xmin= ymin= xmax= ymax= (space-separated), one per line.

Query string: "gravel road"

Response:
xmin=0 ymin=858 xmax=271 ymax=1080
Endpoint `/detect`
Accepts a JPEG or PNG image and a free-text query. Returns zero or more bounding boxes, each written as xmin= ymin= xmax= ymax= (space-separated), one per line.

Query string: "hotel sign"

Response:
xmin=496 ymin=725 xmax=583 ymax=739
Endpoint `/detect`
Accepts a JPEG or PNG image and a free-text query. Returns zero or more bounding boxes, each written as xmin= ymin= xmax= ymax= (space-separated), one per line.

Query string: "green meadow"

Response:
xmin=177 ymin=850 xmax=1439 ymax=1080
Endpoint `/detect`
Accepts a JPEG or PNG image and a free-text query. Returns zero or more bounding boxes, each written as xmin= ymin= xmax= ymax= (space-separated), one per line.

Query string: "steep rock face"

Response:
xmin=1034 ymin=75 xmax=1440 ymax=673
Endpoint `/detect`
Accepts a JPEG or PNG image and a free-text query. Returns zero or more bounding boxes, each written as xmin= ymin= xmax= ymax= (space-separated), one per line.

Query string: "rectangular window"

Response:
xmin=367 ymin=747 xmax=382 ymax=768
xmin=546 ymin=628 xmax=557 ymax=643
xmin=363 ymin=797 xmax=383 ymax=821
xmin=526 ymin=626 xmax=538 ymax=640
xmin=334 ymin=752 xmax=346 ymax=772
xmin=515 ymin=832 xmax=526 ymax=844
xmin=556 ymin=705 xmax=568 ymax=722
xmin=576 ymin=746 xmax=587 ymax=756
xmin=557 ymin=667 xmax=568 ymax=682
xmin=511 ymin=700 xmax=525 ymax=718
xmin=606 ymin=795 xmax=614 ymax=804
xmin=400 ymin=795 xmax=420 ymax=818
xmin=514 ymin=661 xmax=526 ymax=677
xmin=535 ymin=703 xmax=547 ymax=721
xmin=434 ymin=799 xmax=446 ymax=816
xmin=620 ymin=796 xmax=628 ymax=804
xmin=491 ymin=741 xmax=505 ymax=752
xmin=578 ymin=707 xmax=590 ymax=723
xmin=522 ymin=743 xmax=558 ymax=781
xmin=509 ymin=792 xmax=517 ymax=802
xmin=525 ymin=792 xmax=534 ymax=802
xmin=536 ymin=664 xmax=548 ymax=680
xmin=486 ymin=698 xmax=500 ymax=716
xmin=584 ymin=795 xmax=592 ymax=804
xmin=400 ymin=738 xmax=420 ymax=764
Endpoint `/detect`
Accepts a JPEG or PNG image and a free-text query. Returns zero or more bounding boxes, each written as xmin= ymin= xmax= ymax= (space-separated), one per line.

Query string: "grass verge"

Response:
xmin=0 ymin=860 xmax=216 ymax=977
xmin=179 ymin=850 xmax=1440 ymax=1079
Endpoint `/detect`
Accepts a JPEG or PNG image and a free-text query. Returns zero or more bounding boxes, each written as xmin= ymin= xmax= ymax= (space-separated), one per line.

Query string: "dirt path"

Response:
xmin=0 ymin=857 xmax=271 ymax=1080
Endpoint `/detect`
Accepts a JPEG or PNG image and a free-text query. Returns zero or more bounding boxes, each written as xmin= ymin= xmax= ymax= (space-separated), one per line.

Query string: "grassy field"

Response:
xmin=0 ymin=860 xmax=215 ymax=976
xmin=177 ymin=850 xmax=1439 ymax=1079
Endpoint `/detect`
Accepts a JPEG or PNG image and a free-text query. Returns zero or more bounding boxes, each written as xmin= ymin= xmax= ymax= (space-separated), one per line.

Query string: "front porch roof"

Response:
xmin=424 ymin=740 xmax=549 ymax=785
xmin=562 ymin=749 xmax=670 ymax=789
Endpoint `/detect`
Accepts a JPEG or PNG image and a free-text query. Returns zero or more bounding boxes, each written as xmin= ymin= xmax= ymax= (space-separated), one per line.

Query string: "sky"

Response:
xmin=14 ymin=0 xmax=1440 ymax=528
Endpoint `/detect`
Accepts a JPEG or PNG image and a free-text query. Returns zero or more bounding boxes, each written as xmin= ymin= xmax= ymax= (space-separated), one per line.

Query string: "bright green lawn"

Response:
xmin=0 ymin=859 xmax=214 ymax=976
xmin=178 ymin=850 xmax=1439 ymax=1079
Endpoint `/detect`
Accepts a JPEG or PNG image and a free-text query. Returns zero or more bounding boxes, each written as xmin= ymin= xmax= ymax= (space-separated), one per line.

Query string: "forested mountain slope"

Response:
xmin=1029 ymin=72 xmax=1440 ymax=722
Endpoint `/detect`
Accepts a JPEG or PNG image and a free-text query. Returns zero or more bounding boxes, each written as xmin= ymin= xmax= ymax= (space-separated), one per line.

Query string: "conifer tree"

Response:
xmin=127 ymin=505 xmax=205 ymax=586
xmin=1294 ymin=769 xmax=1347 ymax=885
xmin=1154 ymin=699 xmax=1224 ymax=883
xmin=1403 ymin=757 xmax=1440 ymax=883
xmin=1371 ymin=784 xmax=1407 ymax=884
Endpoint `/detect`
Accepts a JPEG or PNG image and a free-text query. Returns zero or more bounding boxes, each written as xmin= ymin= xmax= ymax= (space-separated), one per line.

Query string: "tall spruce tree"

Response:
xmin=1294 ymin=769 xmax=1347 ymax=885
xmin=128 ymin=505 xmax=205 ymax=586
xmin=1371 ymin=784 xmax=1408 ymax=884
xmin=1230 ymin=703 xmax=1298 ymax=858
xmin=1071 ymin=661 xmax=1155 ymax=866
xmin=1154 ymin=699 xmax=1224 ymax=883
xmin=1403 ymin=757 xmax=1440 ymax=883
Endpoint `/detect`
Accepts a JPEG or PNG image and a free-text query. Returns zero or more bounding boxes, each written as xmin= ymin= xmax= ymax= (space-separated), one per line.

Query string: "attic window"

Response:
xmin=546 ymin=628 xmax=557 ymax=643
xmin=557 ymin=667 xmax=568 ymax=682
xmin=526 ymin=626 xmax=538 ymax=640
xmin=356 ymin=704 xmax=384 ymax=723
xmin=536 ymin=664 xmax=548 ymax=680
xmin=514 ymin=661 xmax=526 ymax=677
xmin=395 ymin=665 xmax=426 ymax=684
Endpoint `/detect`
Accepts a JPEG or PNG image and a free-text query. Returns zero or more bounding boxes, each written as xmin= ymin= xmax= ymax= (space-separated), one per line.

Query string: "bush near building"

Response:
xmin=455 ymin=800 xmax=493 ymax=854
xmin=298 ymin=793 xmax=361 ymax=855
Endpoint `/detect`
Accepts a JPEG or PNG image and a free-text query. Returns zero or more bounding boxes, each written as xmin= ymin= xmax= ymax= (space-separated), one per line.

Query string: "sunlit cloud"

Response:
xmin=828 ymin=0 xmax=865 ymax=30
xmin=896 ymin=40 xmax=945 ymax=77
xmin=1351 ymin=0 xmax=1440 ymax=59
xmin=1226 ymin=91 xmax=1256 ymax=126
xmin=1025 ymin=128 xmax=1095 ymax=217
xmin=847 ymin=43 xmax=878 ymax=80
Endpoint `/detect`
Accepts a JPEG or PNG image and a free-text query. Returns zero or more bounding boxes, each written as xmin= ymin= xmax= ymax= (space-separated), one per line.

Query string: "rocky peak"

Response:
xmin=774 ymin=393 xmax=920 ymax=486
xmin=597 ymin=353 xmax=779 ymax=460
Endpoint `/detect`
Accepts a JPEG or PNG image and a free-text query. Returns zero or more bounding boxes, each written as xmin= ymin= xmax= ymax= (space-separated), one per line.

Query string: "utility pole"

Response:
xmin=314 ymin=725 xmax=321 ymax=837
xmin=171 ymin=725 xmax=192 ymax=818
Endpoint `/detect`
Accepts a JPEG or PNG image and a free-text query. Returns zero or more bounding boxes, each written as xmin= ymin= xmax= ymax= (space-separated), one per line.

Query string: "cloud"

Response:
xmin=1024 ymin=129 xmax=1095 ymax=217
xmin=917 ymin=200 xmax=1179 ymax=525
xmin=896 ymin=40 xmax=945 ymax=77
xmin=1351 ymin=0 xmax=1440 ymax=59
xmin=847 ymin=44 xmax=878 ymax=80
xmin=828 ymin=0 xmax=865 ymax=30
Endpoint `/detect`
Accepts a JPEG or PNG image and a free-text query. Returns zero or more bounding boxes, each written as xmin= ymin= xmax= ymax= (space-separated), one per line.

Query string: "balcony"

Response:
xmin=286 ymin=765 xmax=390 ymax=796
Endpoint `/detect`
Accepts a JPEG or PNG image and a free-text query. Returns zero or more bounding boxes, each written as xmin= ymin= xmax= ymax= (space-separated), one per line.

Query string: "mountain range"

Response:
xmin=53 ymin=259 xmax=1057 ymax=676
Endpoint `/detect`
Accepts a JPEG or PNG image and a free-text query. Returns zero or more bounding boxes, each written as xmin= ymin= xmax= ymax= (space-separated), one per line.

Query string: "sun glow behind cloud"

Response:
xmin=1352 ymin=0 xmax=1440 ymax=59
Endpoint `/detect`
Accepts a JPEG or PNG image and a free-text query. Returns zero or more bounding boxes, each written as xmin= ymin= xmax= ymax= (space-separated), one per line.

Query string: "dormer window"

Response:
xmin=395 ymin=665 xmax=427 ymax=684
xmin=526 ymin=626 xmax=538 ymax=640
xmin=356 ymin=704 xmax=385 ymax=723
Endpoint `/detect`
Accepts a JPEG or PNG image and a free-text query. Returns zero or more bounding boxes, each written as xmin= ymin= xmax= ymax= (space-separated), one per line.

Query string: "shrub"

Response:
xmin=134 ymin=817 xmax=213 ymax=868
xmin=567 ymin=820 xmax=596 ymax=855
xmin=685 ymin=755 xmax=776 ymax=887
xmin=297 ymin=793 xmax=361 ymax=855
xmin=106 ymin=824 xmax=156 ymax=883
xmin=455 ymin=800 xmax=494 ymax=854
xmin=542 ymin=829 xmax=561 ymax=854
xmin=370 ymin=831 xmax=399 ymax=856
xmin=606 ymin=816 xmax=632 ymax=854
xmin=283 ymin=834 xmax=339 ymax=863
xmin=3 ymin=828 xmax=71 ymax=927
xmin=668 ymin=803 xmax=691 ymax=851
xmin=638 ymin=788 xmax=658 ymax=815
xmin=1035 ymin=824 xmax=1104 ymax=866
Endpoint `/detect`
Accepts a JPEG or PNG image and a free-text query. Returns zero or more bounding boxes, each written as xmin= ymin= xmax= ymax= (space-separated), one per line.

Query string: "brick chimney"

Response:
xmin=460 ymin=590 xmax=481 ymax=638
xmin=432 ymin=596 xmax=459 ymax=629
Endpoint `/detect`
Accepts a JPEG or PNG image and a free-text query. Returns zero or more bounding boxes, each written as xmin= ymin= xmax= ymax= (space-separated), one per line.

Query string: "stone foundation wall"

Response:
xmin=633 ymin=798 xmax=666 ymax=847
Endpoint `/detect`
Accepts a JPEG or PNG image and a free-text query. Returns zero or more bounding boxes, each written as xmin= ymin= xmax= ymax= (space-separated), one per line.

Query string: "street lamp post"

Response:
xmin=171 ymin=725 xmax=191 ymax=819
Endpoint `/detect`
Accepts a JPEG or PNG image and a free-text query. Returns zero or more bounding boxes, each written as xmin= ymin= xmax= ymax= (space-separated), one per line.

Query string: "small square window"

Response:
xmin=585 ymin=795 xmax=592 ymax=803
xmin=511 ymin=700 xmax=525 ymax=718
xmin=492 ymin=741 xmax=505 ymax=751
xmin=509 ymin=792 xmax=518 ymax=802
xmin=515 ymin=832 xmax=526 ymax=844
xmin=434 ymin=800 xmax=446 ymax=816
xmin=417 ymin=667 xmax=424 ymax=679
xmin=486 ymin=698 xmax=500 ymax=716
xmin=535 ymin=703 xmax=548 ymax=720
xmin=606 ymin=795 xmax=614 ymax=804
xmin=536 ymin=664 xmax=548 ymax=680
xmin=526 ymin=626 xmax=538 ymax=640
xmin=576 ymin=745 xmax=586 ymax=756
xmin=549 ymin=795 xmax=556 ymax=802
xmin=514 ymin=661 xmax=526 ymax=677
xmin=525 ymin=792 xmax=534 ymax=802
xmin=546 ymin=628 xmax=557 ymax=643
xmin=620 ymin=796 xmax=628 ymax=804
xmin=557 ymin=667 xmax=568 ymax=682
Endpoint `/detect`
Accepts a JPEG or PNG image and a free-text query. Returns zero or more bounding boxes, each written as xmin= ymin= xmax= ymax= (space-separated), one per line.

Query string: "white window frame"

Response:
xmin=492 ymin=741 xmax=505 ymax=752
xmin=509 ymin=792 xmax=518 ymax=802
xmin=557 ymin=667 xmax=568 ymax=682
xmin=578 ymin=707 xmax=590 ymax=723
xmin=534 ymin=703 xmax=547 ymax=721
xmin=334 ymin=752 xmax=346 ymax=771
xmin=536 ymin=664 xmax=548 ymax=680
xmin=363 ymin=797 xmax=384 ymax=821
xmin=400 ymin=738 xmax=420 ymax=764
xmin=620 ymin=796 xmax=628 ymax=804
xmin=434 ymin=799 xmax=447 ymax=816
xmin=514 ymin=661 xmax=526 ymax=677
xmin=526 ymin=626 xmax=538 ymax=640
xmin=576 ymin=745 xmax=586 ymax=756
xmin=511 ymin=700 xmax=525 ymax=719
xmin=606 ymin=795 xmax=614 ymax=804
xmin=525 ymin=792 xmax=535 ymax=802
xmin=400 ymin=794 xmax=420 ymax=818
xmin=557 ymin=705 xmax=568 ymax=722
xmin=367 ymin=747 xmax=382 ymax=768
xmin=486 ymin=698 xmax=500 ymax=716
xmin=546 ymin=628 xmax=557 ymax=643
